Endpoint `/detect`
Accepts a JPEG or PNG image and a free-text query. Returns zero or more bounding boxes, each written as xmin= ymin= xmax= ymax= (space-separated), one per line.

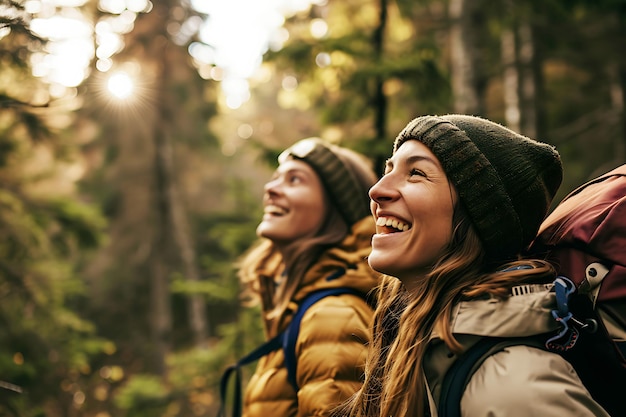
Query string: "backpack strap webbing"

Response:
xmin=217 ymin=284 xmax=365 ymax=417
xmin=283 ymin=287 xmax=364 ymax=390
xmin=217 ymin=333 xmax=283 ymax=417
xmin=438 ymin=337 xmax=544 ymax=417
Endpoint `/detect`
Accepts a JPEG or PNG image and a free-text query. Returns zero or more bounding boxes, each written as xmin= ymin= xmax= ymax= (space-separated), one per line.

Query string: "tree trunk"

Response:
xmin=153 ymin=81 xmax=208 ymax=347
xmin=148 ymin=239 xmax=171 ymax=375
xmin=148 ymin=32 xmax=174 ymax=374
xmin=373 ymin=0 xmax=388 ymax=176
xmin=617 ymin=10 xmax=626 ymax=162
xmin=501 ymin=27 xmax=520 ymax=132
xmin=128 ymin=3 xmax=210 ymax=374
xmin=517 ymin=22 xmax=538 ymax=138
xmin=619 ymin=65 xmax=626 ymax=162
xmin=449 ymin=0 xmax=480 ymax=114
xmin=148 ymin=3 xmax=208 ymax=349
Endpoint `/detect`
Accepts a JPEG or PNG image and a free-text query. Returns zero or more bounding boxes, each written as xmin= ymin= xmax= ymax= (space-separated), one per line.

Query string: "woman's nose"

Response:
xmin=369 ymin=175 xmax=397 ymax=203
xmin=264 ymin=177 xmax=281 ymax=194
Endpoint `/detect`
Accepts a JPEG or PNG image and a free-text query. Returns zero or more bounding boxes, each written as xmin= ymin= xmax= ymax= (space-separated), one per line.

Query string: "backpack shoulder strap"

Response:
xmin=217 ymin=334 xmax=283 ymax=417
xmin=217 ymin=286 xmax=365 ymax=417
xmin=283 ymin=287 xmax=364 ymax=391
xmin=438 ymin=337 xmax=543 ymax=417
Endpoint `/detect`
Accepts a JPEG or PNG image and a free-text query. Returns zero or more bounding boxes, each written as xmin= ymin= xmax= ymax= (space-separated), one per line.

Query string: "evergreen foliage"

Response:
xmin=0 ymin=1 xmax=107 ymax=415
xmin=0 ymin=0 xmax=624 ymax=415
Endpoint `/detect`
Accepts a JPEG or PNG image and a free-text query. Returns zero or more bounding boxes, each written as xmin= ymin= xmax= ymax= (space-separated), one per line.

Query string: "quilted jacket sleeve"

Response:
xmin=294 ymin=293 xmax=373 ymax=417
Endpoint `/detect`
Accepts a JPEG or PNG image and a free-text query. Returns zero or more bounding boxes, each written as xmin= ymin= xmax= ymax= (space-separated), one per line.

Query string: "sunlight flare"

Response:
xmin=107 ymin=71 xmax=134 ymax=99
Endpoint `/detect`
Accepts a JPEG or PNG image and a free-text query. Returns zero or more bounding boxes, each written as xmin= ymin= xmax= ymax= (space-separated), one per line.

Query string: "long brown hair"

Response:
xmin=238 ymin=205 xmax=347 ymax=336
xmin=342 ymin=207 xmax=555 ymax=417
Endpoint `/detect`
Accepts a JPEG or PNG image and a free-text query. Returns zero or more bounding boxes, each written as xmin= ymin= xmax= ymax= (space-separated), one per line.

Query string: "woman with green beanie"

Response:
xmin=238 ymin=138 xmax=380 ymax=417
xmin=339 ymin=115 xmax=608 ymax=417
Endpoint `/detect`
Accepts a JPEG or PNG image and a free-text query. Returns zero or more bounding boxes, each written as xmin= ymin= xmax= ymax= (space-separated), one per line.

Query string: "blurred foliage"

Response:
xmin=263 ymin=0 xmax=625 ymax=196
xmin=0 ymin=0 xmax=625 ymax=415
xmin=113 ymin=306 xmax=264 ymax=417
xmin=0 ymin=1 xmax=109 ymax=416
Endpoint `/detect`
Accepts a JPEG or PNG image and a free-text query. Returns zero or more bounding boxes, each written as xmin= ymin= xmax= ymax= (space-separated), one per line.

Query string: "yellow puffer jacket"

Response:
xmin=243 ymin=217 xmax=380 ymax=417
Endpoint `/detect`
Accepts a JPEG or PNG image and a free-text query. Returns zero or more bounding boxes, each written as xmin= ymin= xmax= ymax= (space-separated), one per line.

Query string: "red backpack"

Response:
xmin=530 ymin=163 xmax=626 ymax=415
xmin=437 ymin=164 xmax=626 ymax=417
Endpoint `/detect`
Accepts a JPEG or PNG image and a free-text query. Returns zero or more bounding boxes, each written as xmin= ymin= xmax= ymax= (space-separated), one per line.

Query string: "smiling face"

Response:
xmin=368 ymin=140 xmax=457 ymax=286
xmin=256 ymin=158 xmax=328 ymax=249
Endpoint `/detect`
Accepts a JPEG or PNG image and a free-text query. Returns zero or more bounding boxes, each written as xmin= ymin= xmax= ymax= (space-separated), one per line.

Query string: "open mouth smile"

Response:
xmin=376 ymin=216 xmax=411 ymax=233
xmin=264 ymin=204 xmax=288 ymax=216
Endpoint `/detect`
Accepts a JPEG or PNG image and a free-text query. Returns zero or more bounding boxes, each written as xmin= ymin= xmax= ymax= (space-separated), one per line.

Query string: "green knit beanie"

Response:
xmin=393 ymin=115 xmax=563 ymax=262
xmin=279 ymin=137 xmax=377 ymax=227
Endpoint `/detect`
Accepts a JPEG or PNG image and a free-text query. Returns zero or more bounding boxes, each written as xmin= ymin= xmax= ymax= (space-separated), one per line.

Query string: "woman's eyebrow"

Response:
xmin=388 ymin=154 xmax=439 ymax=168
xmin=279 ymin=167 xmax=315 ymax=181
xmin=285 ymin=167 xmax=309 ymax=175
xmin=405 ymin=154 xmax=439 ymax=167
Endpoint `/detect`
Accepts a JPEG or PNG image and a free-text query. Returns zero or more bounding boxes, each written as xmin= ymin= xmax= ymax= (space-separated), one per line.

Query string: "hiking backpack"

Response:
xmin=217 ymin=286 xmax=365 ymax=417
xmin=439 ymin=164 xmax=626 ymax=417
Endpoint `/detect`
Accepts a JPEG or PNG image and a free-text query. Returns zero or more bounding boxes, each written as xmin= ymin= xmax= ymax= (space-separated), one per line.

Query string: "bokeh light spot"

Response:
xmin=107 ymin=71 xmax=134 ymax=99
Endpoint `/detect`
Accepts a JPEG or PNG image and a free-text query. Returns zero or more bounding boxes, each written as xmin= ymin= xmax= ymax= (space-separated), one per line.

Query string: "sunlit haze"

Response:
xmin=29 ymin=5 xmax=93 ymax=90
xmin=24 ymin=0 xmax=322 ymax=107
xmin=190 ymin=0 xmax=321 ymax=108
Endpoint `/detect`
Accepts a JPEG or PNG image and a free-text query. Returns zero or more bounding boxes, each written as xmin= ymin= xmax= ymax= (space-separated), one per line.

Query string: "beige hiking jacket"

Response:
xmin=424 ymin=284 xmax=611 ymax=417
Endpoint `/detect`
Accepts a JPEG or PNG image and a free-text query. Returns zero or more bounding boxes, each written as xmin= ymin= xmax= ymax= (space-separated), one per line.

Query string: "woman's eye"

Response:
xmin=288 ymin=174 xmax=303 ymax=184
xmin=409 ymin=168 xmax=425 ymax=177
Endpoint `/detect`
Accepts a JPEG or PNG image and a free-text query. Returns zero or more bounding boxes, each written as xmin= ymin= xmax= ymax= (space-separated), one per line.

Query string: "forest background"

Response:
xmin=1 ymin=0 xmax=624 ymax=415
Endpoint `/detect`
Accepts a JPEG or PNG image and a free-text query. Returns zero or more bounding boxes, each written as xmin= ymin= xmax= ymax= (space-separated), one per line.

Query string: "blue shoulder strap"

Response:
xmin=282 ymin=287 xmax=364 ymax=391
xmin=217 ymin=333 xmax=283 ymax=417
xmin=438 ymin=265 xmax=539 ymax=417
xmin=217 ymin=284 xmax=364 ymax=417
xmin=438 ymin=337 xmax=504 ymax=417
xmin=438 ymin=337 xmax=543 ymax=417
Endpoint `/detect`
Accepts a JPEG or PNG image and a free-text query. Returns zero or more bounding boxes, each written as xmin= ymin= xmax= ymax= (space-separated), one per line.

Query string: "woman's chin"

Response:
xmin=367 ymin=252 xmax=393 ymax=275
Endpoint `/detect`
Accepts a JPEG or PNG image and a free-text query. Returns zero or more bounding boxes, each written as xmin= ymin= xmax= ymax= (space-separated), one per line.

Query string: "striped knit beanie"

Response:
xmin=279 ymin=137 xmax=377 ymax=227
xmin=393 ymin=115 xmax=563 ymax=262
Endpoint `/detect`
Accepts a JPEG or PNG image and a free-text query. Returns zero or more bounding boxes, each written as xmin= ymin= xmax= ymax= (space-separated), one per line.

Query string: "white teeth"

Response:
xmin=265 ymin=204 xmax=287 ymax=215
xmin=376 ymin=216 xmax=410 ymax=231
